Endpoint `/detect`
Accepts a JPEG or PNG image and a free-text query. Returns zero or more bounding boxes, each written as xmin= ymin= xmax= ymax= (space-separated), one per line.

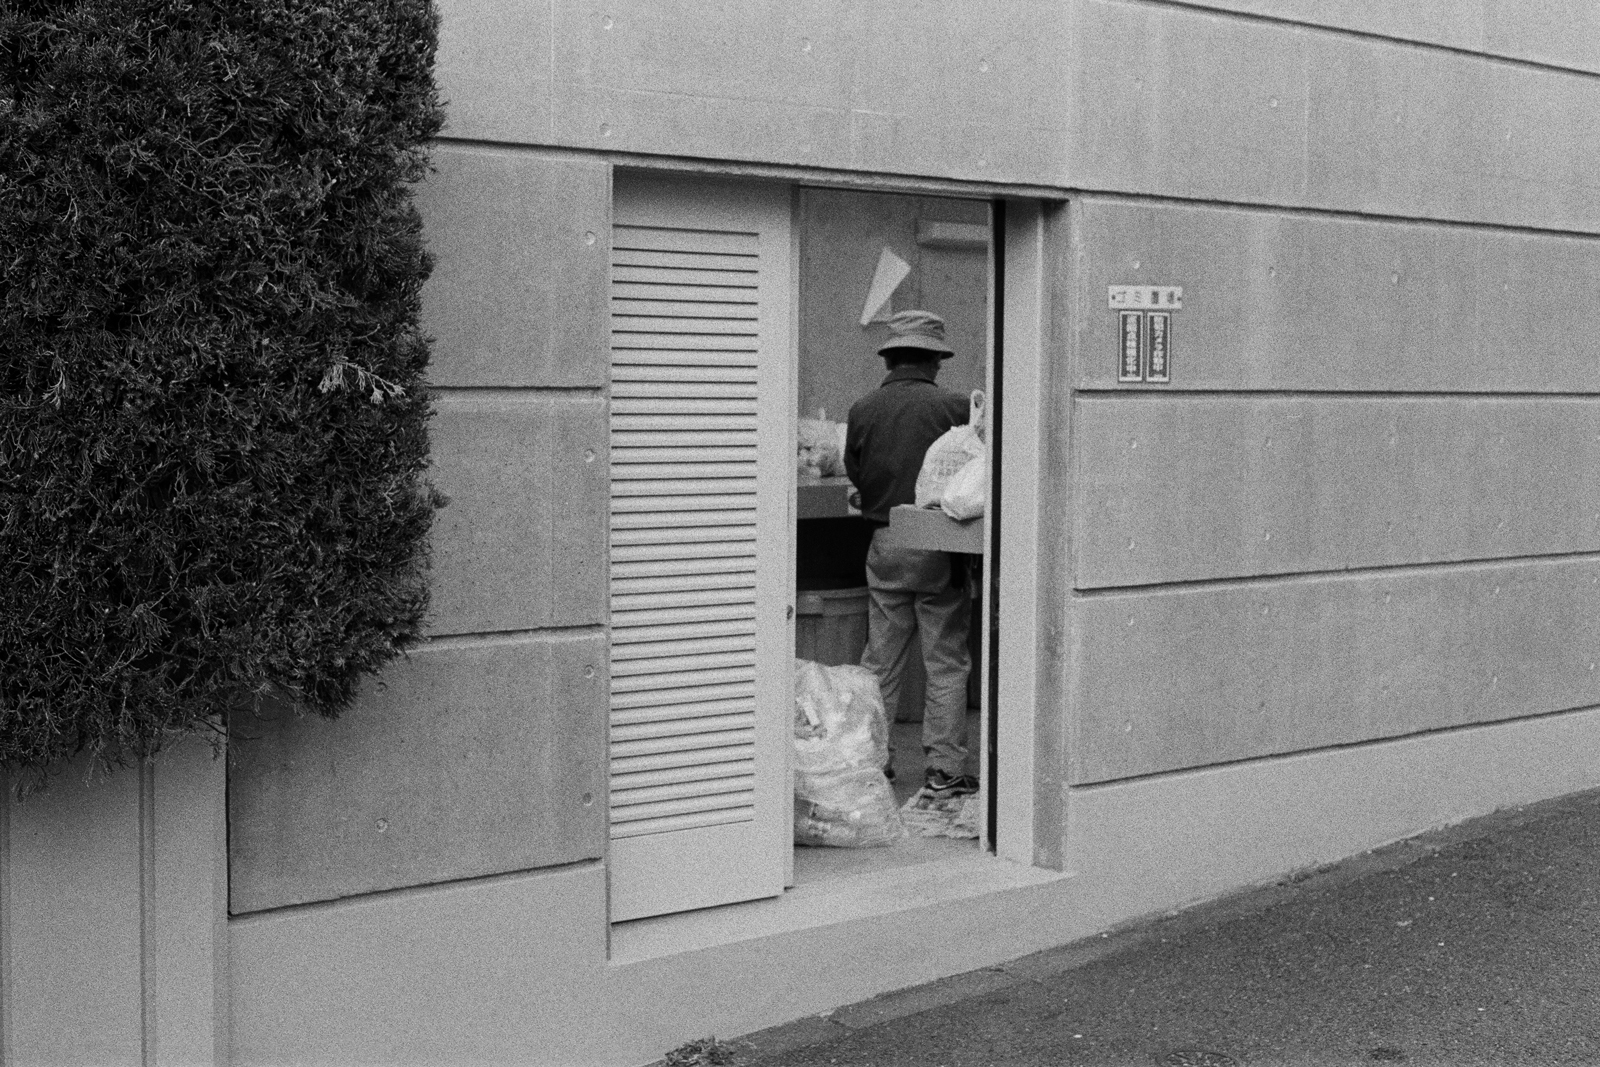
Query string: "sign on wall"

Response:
xmin=1109 ymin=286 xmax=1182 ymax=384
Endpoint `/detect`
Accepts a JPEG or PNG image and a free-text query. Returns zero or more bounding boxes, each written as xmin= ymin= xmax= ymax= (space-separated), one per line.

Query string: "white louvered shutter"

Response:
xmin=608 ymin=176 xmax=793 ymax=922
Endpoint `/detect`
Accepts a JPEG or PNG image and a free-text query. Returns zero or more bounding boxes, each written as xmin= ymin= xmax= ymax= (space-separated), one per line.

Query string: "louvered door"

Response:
xmin=607 ymin=175 xmax=793 ymax=922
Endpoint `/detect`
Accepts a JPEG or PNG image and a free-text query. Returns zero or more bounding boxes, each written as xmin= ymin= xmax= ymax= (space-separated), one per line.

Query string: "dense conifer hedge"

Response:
xmin=0 ymin=0 xmax=446 ymax=778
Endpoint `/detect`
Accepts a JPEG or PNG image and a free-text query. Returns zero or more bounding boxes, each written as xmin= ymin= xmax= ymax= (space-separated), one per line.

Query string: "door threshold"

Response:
xmin=609 ymin=849 xmax=1066 ymax=965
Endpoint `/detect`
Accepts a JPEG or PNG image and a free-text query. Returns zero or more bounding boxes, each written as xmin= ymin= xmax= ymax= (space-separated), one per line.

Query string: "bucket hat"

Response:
xmin=877 ymin=309 xmax=954 ymax=358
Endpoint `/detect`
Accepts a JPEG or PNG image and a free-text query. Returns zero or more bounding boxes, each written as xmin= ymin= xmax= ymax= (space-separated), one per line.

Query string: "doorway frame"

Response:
xmin=604 ymin=165 xmax=1057 ymax=952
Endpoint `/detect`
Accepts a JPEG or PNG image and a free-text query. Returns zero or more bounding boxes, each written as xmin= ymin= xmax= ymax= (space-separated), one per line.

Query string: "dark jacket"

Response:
xmin=845 ymin=364 xmax=970 ymax=526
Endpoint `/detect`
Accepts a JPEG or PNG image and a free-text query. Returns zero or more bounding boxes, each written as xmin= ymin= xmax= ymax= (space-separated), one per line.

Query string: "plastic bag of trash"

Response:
xmin=793 ymin=658 xmax=905 ymax=847
xmin=797 ymin=410 xmax=847 ymax=477
xmin=794 ymin=767 xmax=906 ymax=848
xmin=940 ymin=452 xmax=986 ymax=521
xmin=913 ymin=391 xmax=985 ymax=507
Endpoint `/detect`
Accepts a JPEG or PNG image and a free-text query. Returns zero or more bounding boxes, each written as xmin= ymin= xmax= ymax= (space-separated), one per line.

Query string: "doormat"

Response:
xmin=898 ymin=791 xmax=979 ymax=839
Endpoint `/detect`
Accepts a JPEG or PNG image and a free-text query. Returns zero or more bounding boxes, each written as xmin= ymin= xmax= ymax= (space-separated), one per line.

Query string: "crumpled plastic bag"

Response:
xmin=797 ymin=410 xmax=847 ymax=477
xmin=793 ymin=658 xmax=905 ymax=847
xmin=940 ymin=452 xmax=986 ymax=521
xmin=914 ymin=391 xmax=985 ymax=507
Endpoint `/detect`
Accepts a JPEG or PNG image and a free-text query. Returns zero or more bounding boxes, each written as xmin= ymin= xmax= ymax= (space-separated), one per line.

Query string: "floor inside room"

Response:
xmin=791 ymin=710 xmax=983 ymax=887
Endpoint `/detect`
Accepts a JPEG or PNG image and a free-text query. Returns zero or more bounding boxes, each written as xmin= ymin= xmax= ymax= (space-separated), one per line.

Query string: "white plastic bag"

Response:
xmin=796 ymin=409 xmax=847 ymax=477
xmin=940 ymin=452 xmax=986 ymax=521
xmin=795 ymin=767 xmax=905 ymax=848
xmin=913 ymin=391 xmax=985 ymax=508
xmin=792 ymin=659 xmax=905 ymax=848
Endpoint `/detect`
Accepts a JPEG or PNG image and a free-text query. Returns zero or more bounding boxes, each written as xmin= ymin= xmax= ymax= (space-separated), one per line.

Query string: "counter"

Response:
xmin=877 ymin=504 xmax=984 ymax=555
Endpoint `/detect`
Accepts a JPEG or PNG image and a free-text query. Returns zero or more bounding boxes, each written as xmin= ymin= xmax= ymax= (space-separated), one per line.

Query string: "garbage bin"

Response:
xmin=794 ymin=585 xmax=868 ymax=667
xmin=795 ymin=583 xmax=925 ymax=722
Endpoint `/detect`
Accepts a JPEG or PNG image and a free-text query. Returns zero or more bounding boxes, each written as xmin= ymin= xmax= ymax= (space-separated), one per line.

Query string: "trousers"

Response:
xmin=859 ymin=528 xmax=970 ymax=776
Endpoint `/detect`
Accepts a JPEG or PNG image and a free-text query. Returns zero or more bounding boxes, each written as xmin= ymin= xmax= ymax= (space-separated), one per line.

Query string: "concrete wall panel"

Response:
xmin=1063 ymin=1 xmax=1600 ymax=232
xmin=417 ymin=146 xmax=609 ymax=388
xmin=545 ymin=0 xmax=1071 ymax=183
xmin=1160 ymin=1 xmax=1483 ymax=52
xmin=1065 ymin=706 xmax=1600 ymax=925
xmin=1074 ymin=396 xmax=1600 ymax=588
xmin=434 ymin=0 xmax=554 ymax=143
xmin=3 ymin=765 xmax=143 ymax=1064
xmin=1072 ymin=199 xmax=1600 ymax=393
xmin=1483 ymin=0 xmax=1600 ymax=73
xmin=1063 ymin=3 xmax=1310 ymax=207
xmin=1 ymin=743 xmax=227 ymax=1067
xmin=227 ymin=631 xmax=607 ymax=913
xmin=435 ymin=0 xmax=1071 ymax=183
xmin=427 ymin=396 xmax=605 ymax=636
xmin=1301 ymin=36 xmax=1600 ymax=230
xmin=1176 ymin=0 xmax=1600 ymax=75
xmin=230 ymin=863 xmax=611 ymax=1066
xmin=1068 ymin=556 xmax=1600 ymax=784
xmin=431 ymin=1 xmax=1600 ymax=231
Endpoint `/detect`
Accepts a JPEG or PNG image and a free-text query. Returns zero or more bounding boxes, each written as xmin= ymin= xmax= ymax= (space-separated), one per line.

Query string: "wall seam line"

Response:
xmin=419 ymin=625 xmax=605 ymax=649
xmin=1069 ymin=699 xmax=1600 ymax=791
xmin=1074 ymin=550 xmax=1600 ymax=598
xmin=227 ymin=858 xmax=605 ymax=924
xmin=429 ymin=386 xmax=604 ymax=399
xmin=1072 ymin=190 xmax=1600 ymax=241
xmin=1118 ymin=0 xmax=1600 ymax=81
xmin=1072 ymin=390 xmax=1600 ymax=401
xmin=422 ymin=139 xmax=1600 ymax=241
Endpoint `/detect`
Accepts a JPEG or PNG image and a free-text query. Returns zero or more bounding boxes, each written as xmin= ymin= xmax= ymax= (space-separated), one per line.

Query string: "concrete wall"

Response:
xmin=226 ymin=0 xmax=1600 ymax=939
xmin=225 ymin=146 xmax=612 ymax=913
xmin=222 ymin=1 xmax=1600 ymax=1062
xmin=436 ymin=0 xmax=1600 ymax=230
xmin=1043 ymin=13 xmax=1600 ymax=816
xmin=0 ymin=743 xmax=227 ymax=1067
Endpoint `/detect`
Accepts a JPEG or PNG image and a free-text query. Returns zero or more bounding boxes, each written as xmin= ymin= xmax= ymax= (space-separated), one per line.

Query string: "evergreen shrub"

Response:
xmin=0 ymin=0 xmax=447 ymax=779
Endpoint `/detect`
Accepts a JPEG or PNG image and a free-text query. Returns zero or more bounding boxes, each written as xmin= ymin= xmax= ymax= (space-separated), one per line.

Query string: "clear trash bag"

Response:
xmin=793 ymin=659 xmax=905 ymax=847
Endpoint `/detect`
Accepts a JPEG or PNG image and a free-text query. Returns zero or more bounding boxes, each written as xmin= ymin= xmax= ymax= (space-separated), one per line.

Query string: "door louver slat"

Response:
xmin=610 ymin=681 xmax=754 ymax=715
xmin=610 ymin=221 xmax=769 ymax=842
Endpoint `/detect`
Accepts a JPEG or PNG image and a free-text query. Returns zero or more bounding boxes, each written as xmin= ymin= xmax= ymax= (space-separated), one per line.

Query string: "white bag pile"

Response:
xmin=792 ymin=658 xmax=906 ymax=848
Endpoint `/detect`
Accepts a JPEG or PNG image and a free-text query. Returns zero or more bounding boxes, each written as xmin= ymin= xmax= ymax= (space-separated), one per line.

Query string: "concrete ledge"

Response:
xmin=611 ymin=851 xmax=1065 ymax=964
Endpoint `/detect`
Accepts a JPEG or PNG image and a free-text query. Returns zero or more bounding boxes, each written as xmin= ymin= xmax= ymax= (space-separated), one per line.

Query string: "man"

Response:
xmin=845 ymin=309 xmax=977 ymax=798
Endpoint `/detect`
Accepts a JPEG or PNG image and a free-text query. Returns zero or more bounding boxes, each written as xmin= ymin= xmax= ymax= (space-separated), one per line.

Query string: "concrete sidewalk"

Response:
xmin=678 ymin=786 xmax=1600 ymax=1067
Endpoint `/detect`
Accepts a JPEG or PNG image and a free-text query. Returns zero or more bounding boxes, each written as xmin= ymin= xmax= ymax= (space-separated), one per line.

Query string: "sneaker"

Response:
xmin=923 ymin=769 xmax=978 ymax=797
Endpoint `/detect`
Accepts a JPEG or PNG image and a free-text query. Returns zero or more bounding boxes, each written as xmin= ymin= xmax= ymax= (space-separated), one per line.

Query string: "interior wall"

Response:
xmin=797 ymin=190 xmax=988 ymax=424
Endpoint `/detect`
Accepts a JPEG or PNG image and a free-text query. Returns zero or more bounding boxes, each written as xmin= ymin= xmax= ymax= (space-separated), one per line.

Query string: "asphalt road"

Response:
xmin=719 ymin=788 xmax=1600 ymax=1067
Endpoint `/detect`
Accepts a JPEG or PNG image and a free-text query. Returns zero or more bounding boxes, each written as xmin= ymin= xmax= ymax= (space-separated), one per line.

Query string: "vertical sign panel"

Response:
xmin=1118 ymin=310 xmax=1144 ymax=383
xmin=1146 ymin=311 xmax=1171 ymax=383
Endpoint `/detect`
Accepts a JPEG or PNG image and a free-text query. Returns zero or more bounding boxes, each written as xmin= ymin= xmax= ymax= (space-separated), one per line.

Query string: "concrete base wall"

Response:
xmin=1 ymin=740 xmax=227 ymax=1067
xmin=228 ymin=706 xmax=1600 ymax=1067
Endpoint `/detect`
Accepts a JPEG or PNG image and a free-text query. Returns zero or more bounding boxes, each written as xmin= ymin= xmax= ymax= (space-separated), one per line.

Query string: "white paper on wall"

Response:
xmin=859 ymin=246 xmax=912 ymax=326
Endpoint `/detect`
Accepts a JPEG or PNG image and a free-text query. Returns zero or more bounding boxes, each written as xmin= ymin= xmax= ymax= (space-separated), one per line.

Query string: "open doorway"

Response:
xmin=790 ymin=187 xmax=996 ymax=886
xmin=605 ymin=172 xmax=1009 ymax=926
